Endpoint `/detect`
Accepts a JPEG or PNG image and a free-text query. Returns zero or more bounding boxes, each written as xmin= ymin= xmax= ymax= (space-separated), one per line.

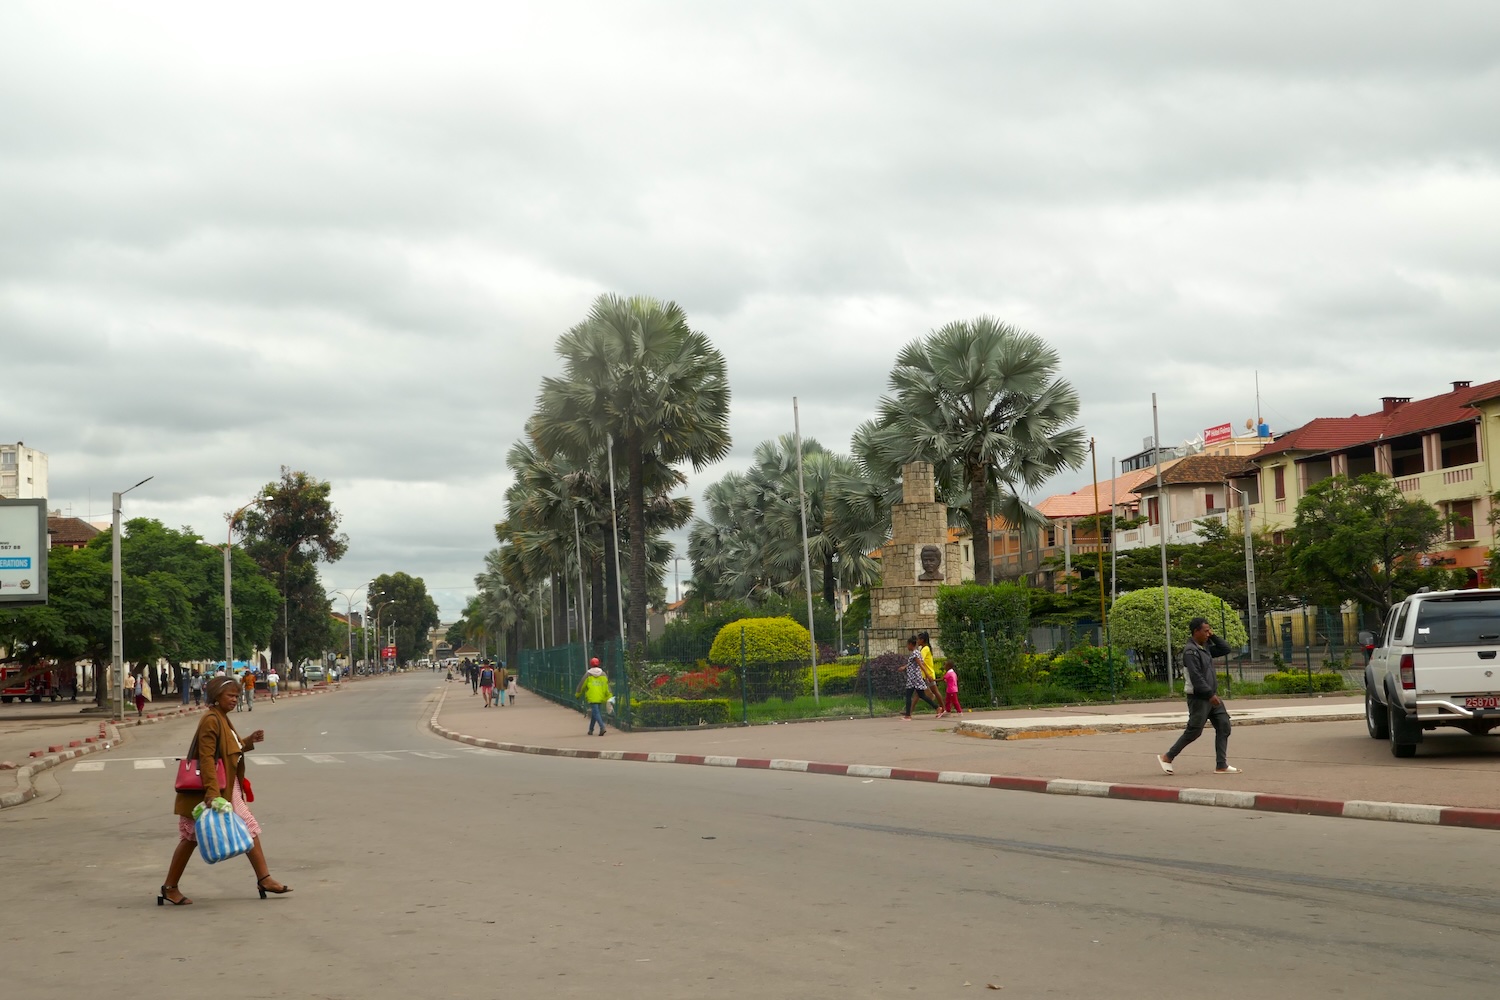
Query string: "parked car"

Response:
xmin=302 ymin=665 xmax=327 ymax=684
xmin=1365 ymin=589 xmax=1500 ymax=757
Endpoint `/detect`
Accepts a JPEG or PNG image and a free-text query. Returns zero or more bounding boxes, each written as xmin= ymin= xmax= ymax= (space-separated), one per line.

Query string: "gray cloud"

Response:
xmin=3 ymin=1 xmax=1498 ymax=615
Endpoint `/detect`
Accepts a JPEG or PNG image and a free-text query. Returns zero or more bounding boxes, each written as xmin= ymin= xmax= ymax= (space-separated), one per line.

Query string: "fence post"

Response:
xmin=1302 ymin=604 xmax=1313 ymax=689
xmin=739 ymin=626 xmax=748 ymax=725
xmin=862 ymin=627 xmax=874 ymax=718
xmin=979 ymin=623 xmax=997 ymax=707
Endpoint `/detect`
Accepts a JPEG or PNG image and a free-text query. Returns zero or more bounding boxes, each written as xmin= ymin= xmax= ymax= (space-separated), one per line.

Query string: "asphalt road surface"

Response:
xmin=5 ymin=673 xmax=1498 ymax=999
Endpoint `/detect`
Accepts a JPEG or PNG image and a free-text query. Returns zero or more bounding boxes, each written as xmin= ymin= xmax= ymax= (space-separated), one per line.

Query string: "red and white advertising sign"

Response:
xmin=1203 ymin=423 xmax=1233 ymax=445
xmin=382 ymin=646 xmax=397 ymax=659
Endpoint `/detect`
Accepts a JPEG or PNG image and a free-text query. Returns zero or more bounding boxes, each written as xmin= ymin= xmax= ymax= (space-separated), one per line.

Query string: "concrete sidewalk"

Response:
xmin=432 ymin=682 xmax=1500 ymax=815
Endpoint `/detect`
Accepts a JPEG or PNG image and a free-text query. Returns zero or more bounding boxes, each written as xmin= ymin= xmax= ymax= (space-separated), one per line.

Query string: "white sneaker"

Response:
xmin=1157 ymin=754 xmax=1174 ymax=775
xmin=1215 ymin=765 xmax=1242 ymax=774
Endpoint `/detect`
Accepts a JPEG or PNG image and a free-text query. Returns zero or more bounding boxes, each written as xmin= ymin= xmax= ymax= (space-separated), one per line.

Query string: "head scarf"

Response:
xmin=205 ymin=675 xmax=238 ymax=704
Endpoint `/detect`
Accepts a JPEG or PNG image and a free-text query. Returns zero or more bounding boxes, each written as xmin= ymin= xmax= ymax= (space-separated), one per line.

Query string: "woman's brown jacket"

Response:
xmin=172 ymin=709 xmax=248 ymax=819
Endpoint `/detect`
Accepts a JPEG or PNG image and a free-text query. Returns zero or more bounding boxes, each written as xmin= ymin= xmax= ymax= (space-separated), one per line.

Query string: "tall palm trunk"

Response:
xmin=601 ymin=530 xmax=622 ymax=642
xmin=969 ymin=459 xmax=993 ymax=586
xmin=625 ymin=434 xmax=649 ymax=657
xmin=823 ymin=550 xmax=837 ymax=606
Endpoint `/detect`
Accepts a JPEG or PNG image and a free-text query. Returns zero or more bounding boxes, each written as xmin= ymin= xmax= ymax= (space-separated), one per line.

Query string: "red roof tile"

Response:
xmin=1255 ymin=379 xmax=1500 ymax=460
xmin=46 ymin=516 xmax=101 ymax=548
xmin=1131 ymin=454 xmax=1254 ymax=491
xmin=1036 ymin=465 xmax=1173 ymax=519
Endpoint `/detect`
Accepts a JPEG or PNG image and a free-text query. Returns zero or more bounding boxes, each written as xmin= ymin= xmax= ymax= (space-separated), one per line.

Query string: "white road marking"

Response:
xmin=249 ymin=755 xmax=285 ymax=765
xmin=410 ymin=751 xmax=453 ymax=759
xmin=358 ymin=753 xmax=400 ymax=761
xmin=303 ymin=754 xmax=343 ymax=763
xmin=133 ymin=759 xmax=167 ymax=769
xmin=72 ymin=761 xmax=105 ymax=772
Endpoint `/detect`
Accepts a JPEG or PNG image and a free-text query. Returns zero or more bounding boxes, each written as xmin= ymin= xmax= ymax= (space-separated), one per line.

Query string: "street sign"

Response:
xmin=0 ymin=498 xmax=47 ymax=606
xmin=382 ymin=645 xmax=397 ymax=659
xmin=1203 ymin=423 xmax=1233 ymax=445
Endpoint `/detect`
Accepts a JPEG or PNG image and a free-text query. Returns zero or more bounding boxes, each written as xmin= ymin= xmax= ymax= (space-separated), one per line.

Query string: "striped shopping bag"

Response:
xmin=195 ymin=808 xmax=254 ymax=864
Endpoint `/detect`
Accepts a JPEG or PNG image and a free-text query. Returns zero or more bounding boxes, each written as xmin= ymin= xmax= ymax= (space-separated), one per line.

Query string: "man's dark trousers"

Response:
xmin=1167 ymin=695 xmax=1231 ymax=769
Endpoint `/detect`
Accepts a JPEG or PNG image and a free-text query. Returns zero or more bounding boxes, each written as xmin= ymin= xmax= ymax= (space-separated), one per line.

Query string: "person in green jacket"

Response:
xmin=575 ymin=658 xmax=612 ymax=736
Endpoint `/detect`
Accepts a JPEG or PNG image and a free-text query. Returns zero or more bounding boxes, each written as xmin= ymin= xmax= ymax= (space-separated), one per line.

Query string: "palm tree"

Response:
xmin=535 ymin=294 xmax=731 ymax=656
xmin=870 ymin=317 xmax=1086 ymax=585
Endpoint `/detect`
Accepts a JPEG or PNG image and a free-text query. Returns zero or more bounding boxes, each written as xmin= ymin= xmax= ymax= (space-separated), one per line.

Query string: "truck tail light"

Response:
xmin=1399 ymin=653 xmax=1415 ymax=690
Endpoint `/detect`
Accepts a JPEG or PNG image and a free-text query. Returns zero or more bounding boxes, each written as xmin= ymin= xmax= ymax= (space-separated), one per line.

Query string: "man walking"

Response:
xmin=1158 ymin=617 xmax=1240 ymax=775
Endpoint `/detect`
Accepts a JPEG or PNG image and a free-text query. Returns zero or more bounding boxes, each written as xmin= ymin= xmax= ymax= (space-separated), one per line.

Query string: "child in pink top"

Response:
xmin=942 ymin=664 xmax=962 ymax=715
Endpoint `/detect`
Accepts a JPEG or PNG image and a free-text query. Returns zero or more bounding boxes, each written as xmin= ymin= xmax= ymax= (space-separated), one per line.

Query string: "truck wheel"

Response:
xmin=1388 ymin=701 xmax=1417 ymax=758
xmin=1365 ymin=685 xmax=1389 ymax=740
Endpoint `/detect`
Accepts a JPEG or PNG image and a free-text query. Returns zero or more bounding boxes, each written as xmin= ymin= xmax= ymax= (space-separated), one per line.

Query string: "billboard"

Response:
xmin=382 ymin=645 xmax=397 ymax=660
xmin=1203 ymin=423 xmax=1233 ymax=445
xmin=0 ymin=498 xmax=47 ymax=606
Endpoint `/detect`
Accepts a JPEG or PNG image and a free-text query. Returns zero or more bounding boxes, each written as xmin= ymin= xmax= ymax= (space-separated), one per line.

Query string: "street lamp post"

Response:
xmin=832 ymin=552 xmax=843 ymax=655
xmin=329 ymin=587 xmax=366 ymax=681
xmin=111 ymin=476 xmax=153 ymax=719
xmin=372 ymin=598 xmax=395 ymax=671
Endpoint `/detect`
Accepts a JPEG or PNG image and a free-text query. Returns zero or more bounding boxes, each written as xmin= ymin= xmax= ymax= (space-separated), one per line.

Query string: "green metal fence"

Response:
xmin=517 ymin=639 xmax=633 ymax=730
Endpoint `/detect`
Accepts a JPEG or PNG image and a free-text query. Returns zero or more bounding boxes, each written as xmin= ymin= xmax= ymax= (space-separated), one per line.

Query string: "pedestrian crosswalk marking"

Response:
xmin=134 ymin=759 xmax=166 ymax=769
xmin=303 ymin=754 xmax=342 ymax=764
xmin=249 ymin=755 xmax=285 ymax=765
xmin=72 ymin=761 xmax=105 ymax=772
xmin=358 ymin=753 xmax=400 ymax=761
xmin=411 ymin=751 xmax=452 ymax=759
xmin=62 ymin=748 xmax=485 ymax=772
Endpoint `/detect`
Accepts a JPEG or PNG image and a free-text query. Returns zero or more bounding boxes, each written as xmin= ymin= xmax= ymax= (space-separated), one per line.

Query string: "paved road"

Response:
xmin=6 ymin=674 xmax=1499 ymax=999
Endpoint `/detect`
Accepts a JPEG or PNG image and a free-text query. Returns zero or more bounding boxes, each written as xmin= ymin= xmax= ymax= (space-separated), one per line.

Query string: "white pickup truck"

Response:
xmin=1365 ymin=589 xmax=1500 ymax=757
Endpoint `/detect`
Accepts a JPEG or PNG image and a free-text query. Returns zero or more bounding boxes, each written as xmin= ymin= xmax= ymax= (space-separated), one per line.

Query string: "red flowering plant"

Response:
xmin=651 ymin=665 xmax=731 ymax=700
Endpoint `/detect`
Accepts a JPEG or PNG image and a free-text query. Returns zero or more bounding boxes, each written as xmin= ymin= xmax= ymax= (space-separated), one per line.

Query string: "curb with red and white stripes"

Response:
xmin=0 ymin=685 xmax=335 ymax=810
xmin=425 ymin=691 xmax=1500 ymax=832
xmin=0 ymin=721 xmax=121 ymax=809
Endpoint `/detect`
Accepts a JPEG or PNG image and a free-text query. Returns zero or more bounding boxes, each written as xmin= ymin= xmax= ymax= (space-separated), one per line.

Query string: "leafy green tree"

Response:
xmin=936 ymin=583 xmax=1031 ymax=703
xmin=367 ymin=571 xmax=441 ymax=665
xmin=1288 ymin=474 xmax=1451 ymax=613
xmin=535 ymin=294 xmax=732 ymax=657
xmin=867 ymin=317 xmax=1087 ymax=585
xmin=1113 ymin=519 xmax=1298 ymax=613
xmin=239 ymin=466 xmax=348 ymax=669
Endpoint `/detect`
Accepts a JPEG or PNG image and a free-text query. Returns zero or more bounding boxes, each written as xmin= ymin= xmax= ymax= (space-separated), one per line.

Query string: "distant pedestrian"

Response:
xmin=266 ymin=669 xmax=279 ymax=703
xmin=942 ymin=662 xmax=962 ymax=715
xmin=1158 ymin=617 xmax=1240 ymax=775
xmin=478 ymin=663 xmax=496 ymax=707
xmin=506 ymin=672 xmax=518 ymax=706
xmin=901 ymin=637 xmax=942 ymax=720
xmin=576 ymin=658 xmax=611 ymax=736
xmin=493 ymin=664 xmax=508 ymax=706
xmin=190 ymin=671 xmax=204 ymax=706
xmin=918 ymin=631 xmax=945 ymax=719
xmin=240 ymin=668 xmax=255 ymax=712
xmin=133 ymin=671 xmax=147 ymax=717
xmin=180 ymin=667 xmax=191 ymax=706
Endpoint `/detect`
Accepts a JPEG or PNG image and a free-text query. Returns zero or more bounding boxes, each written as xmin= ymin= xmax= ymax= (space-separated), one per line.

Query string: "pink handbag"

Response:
xmin=174 ymin=757 xmax=227 ymax=793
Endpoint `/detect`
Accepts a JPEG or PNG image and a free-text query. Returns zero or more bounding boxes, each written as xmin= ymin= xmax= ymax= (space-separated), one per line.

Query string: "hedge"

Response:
xmin=936 ymin=583 xmax=1030 ymax=702
xmin=1260 ymin=671 xmax=1346 ymax=694
xmin=1048 ymin=644 xmax=1133 ymax=695
xmin=1109 ymin=587 xmax=1249 ymax=660
xmin=633 ymin=698 xmax=733 ymax=727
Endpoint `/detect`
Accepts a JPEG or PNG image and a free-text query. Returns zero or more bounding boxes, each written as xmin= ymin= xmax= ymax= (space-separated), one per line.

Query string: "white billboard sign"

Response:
xmin=0 ymin=499 xmax=47 ymax=606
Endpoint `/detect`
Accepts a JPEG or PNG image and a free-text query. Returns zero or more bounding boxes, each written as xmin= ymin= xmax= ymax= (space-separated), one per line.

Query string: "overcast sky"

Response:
xmin=3 ymin=2 xmax=1497 ymax=619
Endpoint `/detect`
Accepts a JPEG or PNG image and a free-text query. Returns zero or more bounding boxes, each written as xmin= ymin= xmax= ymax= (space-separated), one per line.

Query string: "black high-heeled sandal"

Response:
xmin=257 ymin=875 xmax=292 ymax=898
xmin=157 ymin=884 xmax=192 ymax=906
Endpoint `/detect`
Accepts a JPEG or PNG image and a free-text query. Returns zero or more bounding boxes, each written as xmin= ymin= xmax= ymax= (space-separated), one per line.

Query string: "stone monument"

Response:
xmin=869 ymin=461 xmax=961 ymax=653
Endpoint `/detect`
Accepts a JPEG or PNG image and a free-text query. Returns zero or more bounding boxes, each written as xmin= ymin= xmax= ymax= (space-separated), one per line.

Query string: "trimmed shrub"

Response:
xmin=1048 ymin=644 xmax=1133 ymax=695
xmin=936 ymin=583 xmax=1031 ymax=702
xmin=805 ymin=661 xmax=860 ymax=696
xmin=710 ymin=617 xmax=810 ymax=701
xmin=857 ymin=651 xmax=909 ymax=698
xmin=633 ymin=698 xmax=733 ymax=727
xmin=1109 ymin=587 xmax=1249 ymax=669
xmin=1260 ymin=671 xmax=1346 ymax=694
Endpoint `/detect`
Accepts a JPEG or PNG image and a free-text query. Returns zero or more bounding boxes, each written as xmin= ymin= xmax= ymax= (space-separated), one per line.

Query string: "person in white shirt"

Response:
xmin=266 ymin=669 xmax=280 ymax=702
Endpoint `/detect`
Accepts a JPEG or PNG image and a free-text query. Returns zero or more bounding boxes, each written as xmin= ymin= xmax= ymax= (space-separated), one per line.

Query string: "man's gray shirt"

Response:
xmin=1182 ymin=637 xmax=1217 ymax=697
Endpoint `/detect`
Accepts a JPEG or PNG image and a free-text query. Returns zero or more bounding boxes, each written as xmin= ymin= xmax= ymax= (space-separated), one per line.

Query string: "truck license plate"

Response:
xmin=1464 ymin=696 xmax=1500 ymax=710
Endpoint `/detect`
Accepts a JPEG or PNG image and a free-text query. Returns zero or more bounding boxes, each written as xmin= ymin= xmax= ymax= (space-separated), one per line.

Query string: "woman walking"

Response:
xmin=901 ymin=636 xmax=942 ymax=720
xmin=157 ymin=676 xmax=292 ymax=906
xmin=132 ymin=671 xmax=147 ymax=718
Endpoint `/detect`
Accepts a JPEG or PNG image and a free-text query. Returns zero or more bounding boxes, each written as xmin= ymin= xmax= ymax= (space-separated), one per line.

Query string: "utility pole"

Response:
xmin=110 ymin=476 xmax=152 ymax=718
xmin=793 ymin=397 xmax=819 ymax=703
xmin=1152 ymin=394 xmax=1173 ymax=693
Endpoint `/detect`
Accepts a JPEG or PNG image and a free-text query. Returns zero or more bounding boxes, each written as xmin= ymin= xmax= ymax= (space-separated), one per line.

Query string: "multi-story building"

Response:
xmin=1237 ymin=380 xmax=1500 ymax=584
xmin=0 ymin=442 xmax=48 ymax=499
